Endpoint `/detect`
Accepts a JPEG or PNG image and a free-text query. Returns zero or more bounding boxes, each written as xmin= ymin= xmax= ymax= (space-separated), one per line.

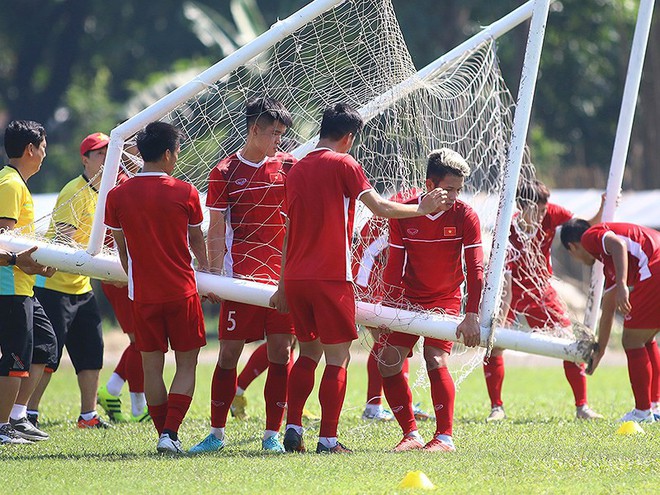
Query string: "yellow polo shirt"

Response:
xmin=35 ymin=175 xmax=97 ymax=294
xmin=0 ymin=166 xmax=36 ymax=296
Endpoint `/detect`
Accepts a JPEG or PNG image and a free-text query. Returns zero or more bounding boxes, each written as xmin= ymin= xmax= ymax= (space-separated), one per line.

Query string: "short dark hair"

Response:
xmin=560 ymin=218 xmax=591 ymax=249
xmin=319 ymin=103 xmax=363 ymax=141
xmin=517 ymin=179 xmax=550 ymax=210
xmin=426 ymin=148 xmax=470 ymax=182
xmin=136 ymin=122 xmax=183 ymax=163
xmin=245 ymin=97 xmax=293 ymax=130
xmin=4 ymin=120 xmax=46 ymax=159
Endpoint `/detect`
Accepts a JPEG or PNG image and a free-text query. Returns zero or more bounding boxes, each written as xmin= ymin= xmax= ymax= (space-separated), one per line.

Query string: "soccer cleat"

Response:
xmin=316 ymin=441 xmax=353 ymax=454
xmin=423 ymin=438 xmax=456 ymax=452
xmin=131 ymin=407 xmax=151 ymax=423
xmin=618 ymin=408 xmax=656 ymax=423
xmin=302 ymin=408 xmax=321 ymax=421
xmin=413 ymin=403 xmax=435 ymax=421
xmin=393 ymin=435 xmax=425 ymax=452
xmin=262 ymin=435 xmax=286 ymax=453
xmin=97 ymin=385 xmax=126 ymax=422
xmin=189 ymin=433 xmax=225 ymax=454
xmin=0 ymin=423 xmax=33 ymax=444
xmin=361 ymin=407 xmax=394 ymax=422
xmin=230 ymin=394 xmax=248 ymax=420
xmin=486 ymin=406 xmax=506 ymax=422
xmin=26 ymin=412 xmax=39 ymax=428
xmin=576 ymin=405 xmax=604 ymax=420
xmin=283 ymin=427 xmax=306 ymax=453
xmin=157 ymin=432 xmax=186 ymax=455
xmin=9 ymin=417 xmax=49 ymax=441
xmin=77 ymin=414 xmax=112 ymax=429
xmin=652 ymin=403 xmax=660 ymax=421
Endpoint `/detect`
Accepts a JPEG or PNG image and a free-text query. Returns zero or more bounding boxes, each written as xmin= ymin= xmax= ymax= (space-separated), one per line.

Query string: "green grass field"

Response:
xmin=2 ymin=343 xmax=658 ymax=495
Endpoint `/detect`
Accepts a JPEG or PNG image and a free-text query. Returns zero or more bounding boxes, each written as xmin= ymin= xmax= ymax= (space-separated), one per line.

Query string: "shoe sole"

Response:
xmin=13 ymin=432 xmax=48 ymax=441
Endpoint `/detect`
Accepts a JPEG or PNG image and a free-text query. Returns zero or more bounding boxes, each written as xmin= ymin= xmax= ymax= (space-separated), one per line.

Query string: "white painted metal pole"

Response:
xmin=480 ymin=0 xmax=551 ymax=340
xmin=583 ymin=0 xmax=656 ymax=330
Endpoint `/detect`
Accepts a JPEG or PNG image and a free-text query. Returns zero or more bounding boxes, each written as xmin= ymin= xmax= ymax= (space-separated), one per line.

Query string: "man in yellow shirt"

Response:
xmin=29 ymin=132 xmax=111 ymax=429
xmin=0 ymin=120 xmax=57 ymax=444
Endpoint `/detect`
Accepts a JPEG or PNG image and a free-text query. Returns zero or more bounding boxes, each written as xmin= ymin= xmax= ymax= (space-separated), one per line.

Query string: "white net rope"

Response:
xmin=14 ymin=0 xmax=593 ymax=399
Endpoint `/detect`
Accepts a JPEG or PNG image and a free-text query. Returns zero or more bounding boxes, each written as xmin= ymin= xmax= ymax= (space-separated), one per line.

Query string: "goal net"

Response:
xmin=3 ymin=0 xmax=594 ymax=370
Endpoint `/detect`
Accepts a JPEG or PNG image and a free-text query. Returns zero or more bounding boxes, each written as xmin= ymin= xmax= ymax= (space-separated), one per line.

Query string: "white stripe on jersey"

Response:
xmin=228 ymin=183 xmax=284 ymax=196
xmin=400 ymin=237 xmax=463 ymax=243
xmin=224 ymin=208 xmax=235 ymax=277
xmin=344 ymin=195 xmax=352 ymax=281
xmin=355 ymin=234 xmax=388 ymax=288
xmin=464 ymin=243 xmax=482 ymax=249
xmin=616 ymin=234 xmax=652 ymax=281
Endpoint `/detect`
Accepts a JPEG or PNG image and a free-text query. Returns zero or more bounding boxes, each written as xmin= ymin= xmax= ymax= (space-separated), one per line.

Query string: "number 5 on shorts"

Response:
xmin=227 ymin=310 xmax=237 ymax=332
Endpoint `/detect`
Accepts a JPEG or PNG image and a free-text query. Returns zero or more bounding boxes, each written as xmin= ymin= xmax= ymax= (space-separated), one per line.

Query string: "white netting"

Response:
xmin=15 ymin=0 xmax=593 ymax=380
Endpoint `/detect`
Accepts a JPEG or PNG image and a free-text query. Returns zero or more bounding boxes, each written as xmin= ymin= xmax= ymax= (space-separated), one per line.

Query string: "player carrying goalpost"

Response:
xmin=269 ymin=103 xmax=448 ymax=454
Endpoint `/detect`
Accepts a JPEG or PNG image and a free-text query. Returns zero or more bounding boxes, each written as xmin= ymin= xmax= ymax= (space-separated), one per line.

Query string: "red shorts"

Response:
xmin=102 ymin=283 xmax=135 ymax=334
xmin=284 ymin=280 xmax=358 ymax=345
xmin=623 ymin=276 xmax=660 ymax=329
xmin=219 ymin=300 xmax=294 ymax=342
xmin=509 ymin=284 xmax=571 ymax=329
xmin=132 ymin=294 xmax=206 ymax=353
xmin=379 ymin=296 xmax=459 ymax=354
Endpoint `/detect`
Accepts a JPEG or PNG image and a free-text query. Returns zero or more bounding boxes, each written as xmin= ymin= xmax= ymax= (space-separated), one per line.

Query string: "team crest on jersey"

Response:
xmin=235 ymin=178 xmax=248 ymax=186
xmin=444 ymin=227 xmax=456 ymax=236
xmin=406 ymin=228 xmax=419 ymax=236
xmin=270 ymin=171 xmax=284 ymax=183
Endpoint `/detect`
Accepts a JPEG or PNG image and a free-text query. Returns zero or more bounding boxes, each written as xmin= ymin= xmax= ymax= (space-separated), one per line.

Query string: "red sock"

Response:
xmin=113 ymin=345 xmax=130 ymax=380
xmin=287 ymin=348 xmax=295 ymax=374
xmin=211 ymin=366 xmax=237 ymax=428
xmin=625 ymin=347 xmax=652 ymax=410
xmin=428 ymin=367 xmax=455 ymax=437
xmin=125 ymin=343 xmax=144 ymax=393
xmin=163 ymin=393 xmax=192 ymax=434
xmin=265 ymin=362 xmax=289 ymax=431
xmin=563 ymin=360 xmax=587 ymax=407
xmin=237 ymin=343 xmax=269 ymax=391
xmin=382 ymin=371 xmax=416 ymax=435
xmin=319 ymin=365 xmax=347 ymax=438
xmin=483 ymin=356 xmax=504 ymax=407
xmin=286 ymin=356 xmax=317 ymax=427
xmin=148 ymin=402 xmax=168 ymax=435
xmin=366 ymin=341 xmax=384 ymax=405
xmin=645 ymin=340 xmax=660 ymax=403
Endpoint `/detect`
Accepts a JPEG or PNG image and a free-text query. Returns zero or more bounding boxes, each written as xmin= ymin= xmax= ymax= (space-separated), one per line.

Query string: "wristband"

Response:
xmin=8 ymin=252 xmax=17 ymax=266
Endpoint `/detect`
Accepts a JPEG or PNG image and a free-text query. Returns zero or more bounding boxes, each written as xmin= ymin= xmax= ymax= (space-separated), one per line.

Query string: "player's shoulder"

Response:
xmin=211 ymin=153 xmax=240 ymax=176
xmin=59 ymin=175 xmax=87 ymax=196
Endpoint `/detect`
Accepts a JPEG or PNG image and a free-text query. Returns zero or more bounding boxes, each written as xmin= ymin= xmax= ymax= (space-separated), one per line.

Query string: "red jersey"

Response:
xmin=283 ymin=148 xmax=372 ymax=281
xmin=104 ymin=171 xmax=132 ymax=250
xmin=105 ymin=172 xmax=204 ymax=304
xmin=206 ymin=151 xmax=295 ymax=283
xmin=581 ymin=222 xmax=660 ymax=290
xmin=383 ymin=196 xmax=484 ymax=313
xmin=506 ymin=203 xmax=573 ymax=300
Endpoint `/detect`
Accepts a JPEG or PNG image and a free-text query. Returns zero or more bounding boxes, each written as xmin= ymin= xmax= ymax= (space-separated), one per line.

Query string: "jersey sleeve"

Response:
xmin=0 ymin=179 xmax=23 ymax=222
xmin=463 ymin=207 xmax=484 ymax=314
xmin=341 ymin=155 xmax=372 ymax=200
xmin=188 ymin=186 xmax=204 ymax=227
xmin=580 ymin=225 xmax=607 ymax=259
xmin=206 ymin=163 xmax=230 ymax=210
xmin=104 ymin=188 xmax=121 ymax=230
xmin=548 ymin=203 xmax=573 ymax=228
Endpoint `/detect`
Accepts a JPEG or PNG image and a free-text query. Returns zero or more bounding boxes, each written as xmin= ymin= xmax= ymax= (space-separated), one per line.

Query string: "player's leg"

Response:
xmin=379 ymin=334 xmax=423 ymax=451
xmin=124 ymin=334 xmax=147 ymax=420
xmin=620 ymin=328 xmax=659 ymax=422
xmin=362 ymin=327 xmax=393 ymax=421
xmin=645 ymin=337 xmax=660 ymax=418
xmin=483 ymin=346 xmax=506 ymax=422
xmin=422 ymin=340 xmax=456 ymax=452
xmin=236 ymin=341 xmax=269 ymax=396
xmin=262 ymin=327 xmax=294 ymax=452
xmin=142 ymin=350 xmax=168 ymax=435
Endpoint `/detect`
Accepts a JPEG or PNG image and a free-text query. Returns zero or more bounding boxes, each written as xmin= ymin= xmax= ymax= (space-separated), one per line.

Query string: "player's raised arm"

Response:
xmin=360 ymin=187 xmax=449 ymax=219
xmin=602 ymin=233 xmax=631 ymax=316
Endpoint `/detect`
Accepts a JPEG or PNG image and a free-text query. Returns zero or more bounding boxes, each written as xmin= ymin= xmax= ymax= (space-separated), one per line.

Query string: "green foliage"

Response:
xmin=1 ymin=354 xmax=657 ymax=494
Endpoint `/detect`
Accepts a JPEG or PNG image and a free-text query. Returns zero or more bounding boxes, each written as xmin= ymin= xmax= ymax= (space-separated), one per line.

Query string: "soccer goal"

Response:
xmin=0 ymin=0 xmax=592 ymax=363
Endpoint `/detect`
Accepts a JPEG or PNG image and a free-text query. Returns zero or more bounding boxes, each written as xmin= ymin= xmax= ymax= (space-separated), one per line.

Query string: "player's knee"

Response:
xmin=423 ymin=347 xmax=448 ymax=369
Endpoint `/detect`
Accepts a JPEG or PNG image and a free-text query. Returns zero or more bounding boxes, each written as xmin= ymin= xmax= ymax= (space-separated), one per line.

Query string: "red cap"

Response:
xmin=80 ymin=132 xmax=110 ymax=156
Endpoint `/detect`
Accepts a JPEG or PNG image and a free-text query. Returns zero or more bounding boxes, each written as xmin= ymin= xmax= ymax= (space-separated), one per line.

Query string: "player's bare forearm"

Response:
xmin=207 ymin=210 xmax=226 ymax=274
xmin=589 ymin=290 xmax=616 ymax=374
xmin=360 ymin=189 xmax=449 ymax=219
xmin=111 ymin=230 xmax=129 ymax=275
xmin=496 ymin=272 xmax=513 ymax=326
xmin=269 ymin=221 xmax=289 ymax=313
xmin=189 ymin=225 xmax=209 ymax=272
xmin=604 ymin=235 xmax=631 ymax=314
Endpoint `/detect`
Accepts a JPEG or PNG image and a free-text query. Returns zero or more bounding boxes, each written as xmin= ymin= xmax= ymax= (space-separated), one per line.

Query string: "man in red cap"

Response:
xmin=28 ymin=132 xmax=112 ymax=429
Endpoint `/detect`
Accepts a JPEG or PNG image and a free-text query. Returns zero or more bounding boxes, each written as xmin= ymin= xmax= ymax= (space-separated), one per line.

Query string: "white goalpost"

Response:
xmin=0 ymin=0 xmax=595 ymax=364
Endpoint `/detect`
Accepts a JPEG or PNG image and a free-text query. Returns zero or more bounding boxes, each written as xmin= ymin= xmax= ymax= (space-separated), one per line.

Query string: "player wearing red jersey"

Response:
xmin=105 ymin=122 xmax=209 ymax=454
xmin=190 ymin=97 xmax=297 ymax=454
xmin=483 ymin=180 xmax=603 ymax=422
xmin=98 ymin=144 xmax=149 ymax=423
xmin=376 ymin=148 xmax=483 ymax=452
xmin=562 ymin=220 xmax=660 ymax=423
xmin=269 ymin=103 xmax=449 ymax=454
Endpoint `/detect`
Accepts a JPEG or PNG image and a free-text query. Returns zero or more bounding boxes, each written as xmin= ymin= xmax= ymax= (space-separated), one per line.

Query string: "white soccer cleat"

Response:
xmin=618 ymin=408 xmax=656 ymax=423
xmin=576 ymin=405 xmax=604 ymax=420
xmin=486 ymin=406 xmax=506 ymax=422
xmin=157 ymin=433 xmax=186 ymax=455
xmin=361 ymin=406 xmax=394 ymax=422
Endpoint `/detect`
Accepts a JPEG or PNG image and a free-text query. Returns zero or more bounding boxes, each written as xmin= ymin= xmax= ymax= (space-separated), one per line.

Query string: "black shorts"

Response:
xmin=0 ymin=295 xmax=57 ymax=377
xmin=34 ymin=288 xmax=104 ymax=373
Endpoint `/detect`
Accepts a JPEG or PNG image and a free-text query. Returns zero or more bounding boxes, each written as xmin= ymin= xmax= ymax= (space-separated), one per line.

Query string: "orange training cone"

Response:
xmin=398 ymin=471 xmax=436 ymax=490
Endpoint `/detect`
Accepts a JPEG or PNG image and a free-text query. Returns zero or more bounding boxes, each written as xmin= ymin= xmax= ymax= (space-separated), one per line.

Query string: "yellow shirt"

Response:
xmin=0 ymin=166 xmax=36 ymax=296
xmin=35 ymin=175 xmax=97 ymax=294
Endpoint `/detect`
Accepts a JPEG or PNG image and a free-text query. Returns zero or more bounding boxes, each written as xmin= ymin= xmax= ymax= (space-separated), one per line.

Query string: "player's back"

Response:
xmin=284 ymin=148 xmax=371 ymax=282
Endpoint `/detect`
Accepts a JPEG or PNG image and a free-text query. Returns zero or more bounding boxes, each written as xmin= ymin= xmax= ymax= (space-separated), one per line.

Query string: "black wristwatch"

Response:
xmin=8 ymin=252 xmax=17 ymax=266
